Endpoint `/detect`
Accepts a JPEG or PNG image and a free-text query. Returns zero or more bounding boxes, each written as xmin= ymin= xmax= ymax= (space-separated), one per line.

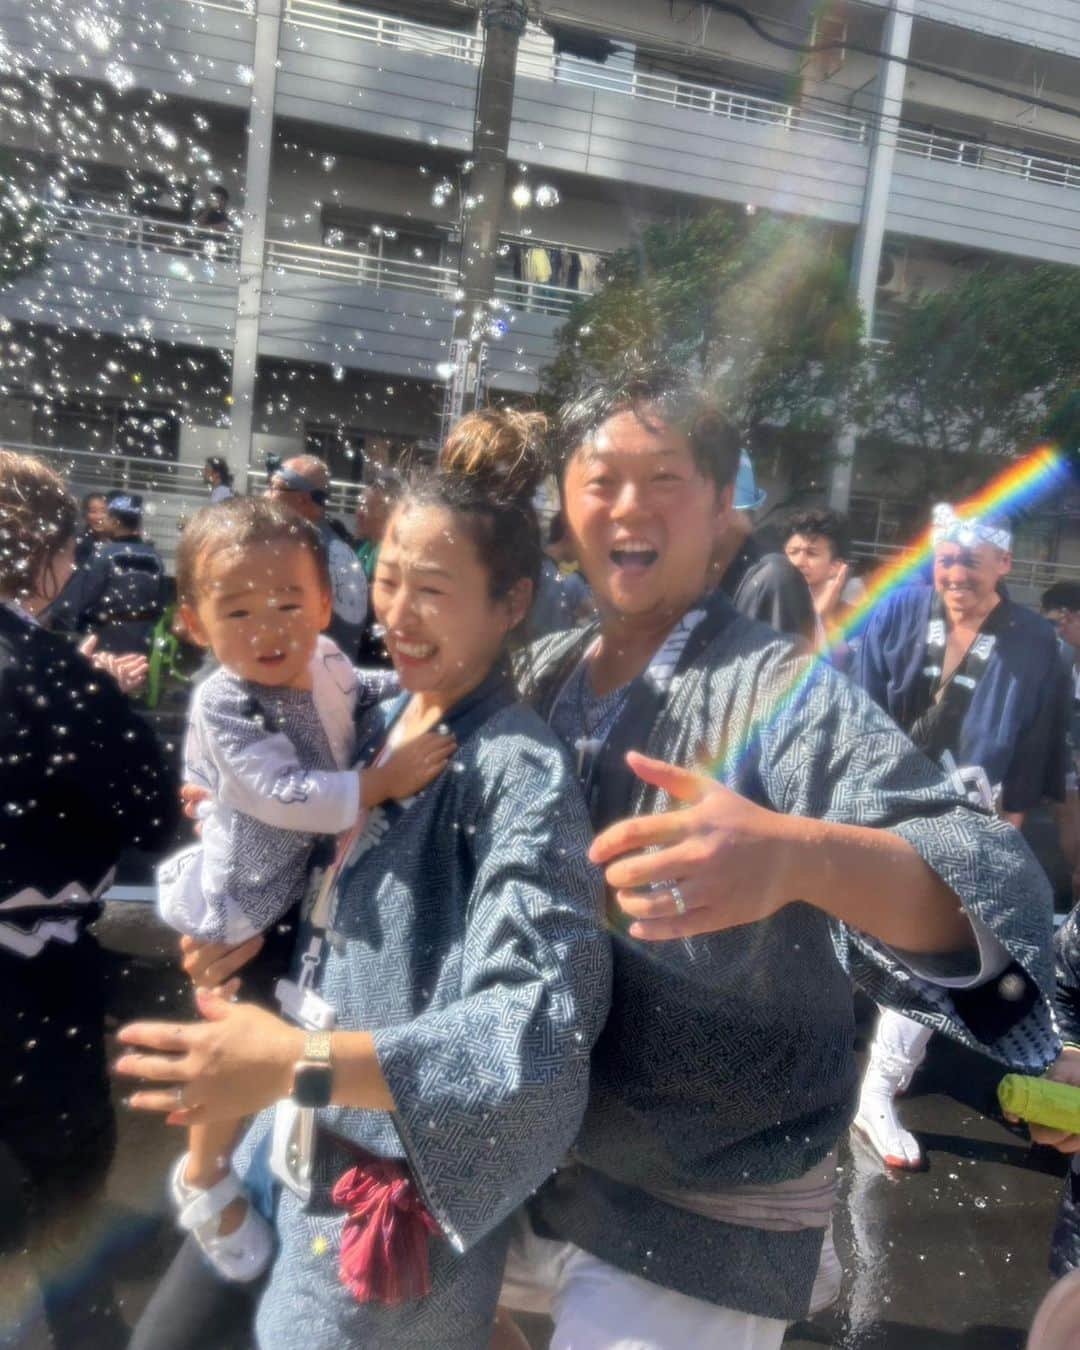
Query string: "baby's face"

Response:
xmin=183 ymin=542 xmax=331 ymax=688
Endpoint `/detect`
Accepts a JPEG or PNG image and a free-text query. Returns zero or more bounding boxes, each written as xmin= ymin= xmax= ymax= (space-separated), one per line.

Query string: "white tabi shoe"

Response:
xmin=852 ymin=1063 xmax=924 ymax=1170
xmin=169 ymin=1154 xmax=274 ymax=1282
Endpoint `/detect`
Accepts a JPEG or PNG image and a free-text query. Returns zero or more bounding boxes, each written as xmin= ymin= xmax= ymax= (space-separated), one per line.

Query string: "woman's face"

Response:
xmin=373 ymin=501 xmax=529 ymax=703
xmin=562 ymin=407 xmax=731 ymax=627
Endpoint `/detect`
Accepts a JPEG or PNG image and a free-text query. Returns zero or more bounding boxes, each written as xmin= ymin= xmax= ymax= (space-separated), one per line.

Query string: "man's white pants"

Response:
xmin=501 ymin=1212 xmax=841 ymax=1349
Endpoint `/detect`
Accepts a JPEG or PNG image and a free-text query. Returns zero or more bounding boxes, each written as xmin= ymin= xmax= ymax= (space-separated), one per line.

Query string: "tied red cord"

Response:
xmin=331 ymin=1155 xmax=439 ymax=1306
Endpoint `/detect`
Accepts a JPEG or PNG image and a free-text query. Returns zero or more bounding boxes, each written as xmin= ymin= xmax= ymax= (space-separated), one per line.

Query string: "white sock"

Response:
xmin=854 ymin=1062 xmax=923 ymax=1168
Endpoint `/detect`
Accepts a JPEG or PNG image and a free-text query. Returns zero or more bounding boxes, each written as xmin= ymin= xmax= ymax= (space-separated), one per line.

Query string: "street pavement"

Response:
xmin=3 ymin=901 xmax=1070 ymax=1349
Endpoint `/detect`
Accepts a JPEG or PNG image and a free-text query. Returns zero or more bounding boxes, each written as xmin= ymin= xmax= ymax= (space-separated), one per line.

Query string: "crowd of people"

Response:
xmin=1 ymin=363 xmax=1079 ymax=1349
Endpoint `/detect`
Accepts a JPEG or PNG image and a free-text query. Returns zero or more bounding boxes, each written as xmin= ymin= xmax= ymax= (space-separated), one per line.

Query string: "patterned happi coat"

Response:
xmin=517 ymin=602 xmax=1058 ymax=1322
xmin=251 ymin=671 xmax=611 ymax=1349
xmin=1050 ymin=905 xmax=1080 ymax=1277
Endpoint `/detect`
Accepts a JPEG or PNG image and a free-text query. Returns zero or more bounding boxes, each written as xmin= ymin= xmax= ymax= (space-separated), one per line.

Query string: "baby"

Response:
xmin=157 ymin=497 xmax=453 ymax=1280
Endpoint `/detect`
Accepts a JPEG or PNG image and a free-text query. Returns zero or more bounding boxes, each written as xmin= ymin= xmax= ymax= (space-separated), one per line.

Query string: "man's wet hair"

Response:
xmin=176 ymin=496 xmax=329 ymax=607
xmin=1042 ymin=581 xmax=1080 ymax=613
xmin=783 ymin=507 xmax=850 ymax=561
xmin=554 ymin=361 xmax=741 ymax=491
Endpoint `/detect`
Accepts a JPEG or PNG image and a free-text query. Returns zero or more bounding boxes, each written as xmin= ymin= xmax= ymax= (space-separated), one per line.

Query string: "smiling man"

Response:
xmin=852 ymin=502 xmax=1069 ymax=1169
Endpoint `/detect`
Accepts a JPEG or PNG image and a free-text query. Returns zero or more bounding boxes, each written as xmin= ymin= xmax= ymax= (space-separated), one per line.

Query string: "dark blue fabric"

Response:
xmin=855 ymin=586 xmax=1068 ymax=812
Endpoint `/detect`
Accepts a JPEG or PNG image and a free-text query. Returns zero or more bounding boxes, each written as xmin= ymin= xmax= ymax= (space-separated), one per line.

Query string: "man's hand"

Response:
xmin=1028 ymin=1047 xmax=1080 ymax=1153
xmin=813 ymin=563 xmax=850 ymax=624
xmin=590 ymin=752 xmax=794 ymax=941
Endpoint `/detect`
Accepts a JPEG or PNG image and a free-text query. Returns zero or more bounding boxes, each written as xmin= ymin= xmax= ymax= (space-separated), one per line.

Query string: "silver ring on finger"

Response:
xmin=669 ymin=883 xmax=688 ymax=916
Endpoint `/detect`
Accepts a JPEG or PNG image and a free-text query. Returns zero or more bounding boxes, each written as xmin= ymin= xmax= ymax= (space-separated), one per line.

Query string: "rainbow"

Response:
xmin=834 ymin=441 xmax=1071 ymax=644
xmin=705 ymin=441 xmax=1072 ymax=781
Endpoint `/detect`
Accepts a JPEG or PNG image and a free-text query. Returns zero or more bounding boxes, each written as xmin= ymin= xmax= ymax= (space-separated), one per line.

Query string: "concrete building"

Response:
xmin=0 ymin=0 xmax=1078 ymax=587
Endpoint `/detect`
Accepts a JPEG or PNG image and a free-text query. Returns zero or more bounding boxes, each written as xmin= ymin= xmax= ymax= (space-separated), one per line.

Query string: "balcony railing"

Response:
xmin=265 ymin=237 xmax=459 ymax=296
xmin=282 ymin=0 xmax=480 ymax=62
xmin=896 ymin=126 xmax=1080 ymax=191
xmin=276 ymin=1 xmax=1080 ymax=194
xmin=265 ymin=237 xmax=591 ymax=316
xmin=15 ymin=440 xmax=367 ymax=519
xmin=44 ymin=200 xmax=241 ymax=264
xmin=517 ymin=51 xmax=869 ymax=145
xmin=493 ymin=274 xmax=586 ymax=318
xmin=849 ymin=537 xmax=1080 ymax=591
xmin=15 ymin=442 xmax=207 ymax=499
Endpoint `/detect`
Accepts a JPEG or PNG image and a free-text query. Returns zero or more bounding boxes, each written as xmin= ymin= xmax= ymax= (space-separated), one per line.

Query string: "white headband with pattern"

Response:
xmin=931 ymin=503 xmax=1012 ymax=553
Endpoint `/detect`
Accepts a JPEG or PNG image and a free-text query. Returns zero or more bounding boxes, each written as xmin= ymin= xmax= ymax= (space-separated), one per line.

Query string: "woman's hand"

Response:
xmin=591 ymin=753 xmax=794 ymax=941
xmin=180 ymin=933 xmax=264 ymax=997
xmin=115 ymin=989 xmax=303 ymax=1126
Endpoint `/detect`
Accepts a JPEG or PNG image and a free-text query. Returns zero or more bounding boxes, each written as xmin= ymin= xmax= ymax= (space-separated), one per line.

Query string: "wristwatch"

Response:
xmin=290 ymin=1030 xmax=334 ymax=1108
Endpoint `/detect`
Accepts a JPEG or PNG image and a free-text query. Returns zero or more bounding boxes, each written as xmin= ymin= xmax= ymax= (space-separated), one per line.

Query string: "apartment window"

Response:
xmin=31 ymin=399 xmax=180 ymax=461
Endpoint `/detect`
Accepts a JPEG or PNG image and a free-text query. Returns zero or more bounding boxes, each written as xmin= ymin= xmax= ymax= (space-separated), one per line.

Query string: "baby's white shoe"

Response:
xmin=169 ymin=1154 xmax=273 ymax=1282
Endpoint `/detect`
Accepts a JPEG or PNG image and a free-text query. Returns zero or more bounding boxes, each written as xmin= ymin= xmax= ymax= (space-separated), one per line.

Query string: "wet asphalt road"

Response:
xmin=3 ymin=898 xmax=1070 ymax=1350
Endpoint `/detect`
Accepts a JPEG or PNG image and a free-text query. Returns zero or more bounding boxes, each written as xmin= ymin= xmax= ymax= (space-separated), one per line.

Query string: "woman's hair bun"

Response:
xmin=438 ymin=408 xmax=548 ymax=505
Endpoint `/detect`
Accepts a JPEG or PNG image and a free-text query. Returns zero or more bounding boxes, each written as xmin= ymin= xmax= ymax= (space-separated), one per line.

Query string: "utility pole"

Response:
xmin=828 ymin=0 xmax=914 ymax=512
xmin=443 ymin=0 xmax=528 ymax=429
xmin=226 ymin=0 xmax=281 ymax=491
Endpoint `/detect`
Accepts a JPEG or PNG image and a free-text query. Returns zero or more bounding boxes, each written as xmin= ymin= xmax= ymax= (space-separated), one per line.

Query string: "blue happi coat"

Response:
xmin=854 ymin=585 xmax=1068 ymax=811
xmin=518 ymin=602 xmax=1058 ymax=1321
xmin=251 ymin=670 xmax=610 ymax=1349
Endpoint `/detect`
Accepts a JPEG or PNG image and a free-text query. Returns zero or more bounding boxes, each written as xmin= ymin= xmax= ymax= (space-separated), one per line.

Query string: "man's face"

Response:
xmin=933 ymin=540 xmax=1011 ymax=621
xmin=784 ymin=532 xmax=839 ymax=591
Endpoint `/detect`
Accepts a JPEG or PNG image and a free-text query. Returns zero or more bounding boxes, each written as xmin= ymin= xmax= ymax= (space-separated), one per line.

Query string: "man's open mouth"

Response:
xmin=610 ymin=541 xmax=659 ymax=570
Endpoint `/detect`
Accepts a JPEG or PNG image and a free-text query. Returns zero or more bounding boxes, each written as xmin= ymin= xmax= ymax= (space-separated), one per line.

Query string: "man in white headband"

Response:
xmin=851 ymin=501 xmax=1068 ymax=1169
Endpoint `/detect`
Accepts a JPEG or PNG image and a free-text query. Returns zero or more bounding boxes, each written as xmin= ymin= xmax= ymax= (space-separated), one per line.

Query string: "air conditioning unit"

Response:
xmin=877 ymin=248 xmax=910 ymax=299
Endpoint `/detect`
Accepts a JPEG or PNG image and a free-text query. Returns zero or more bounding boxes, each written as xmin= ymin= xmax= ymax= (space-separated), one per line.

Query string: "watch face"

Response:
xmin=292 ymin=1061 xmax=333 ymax=1109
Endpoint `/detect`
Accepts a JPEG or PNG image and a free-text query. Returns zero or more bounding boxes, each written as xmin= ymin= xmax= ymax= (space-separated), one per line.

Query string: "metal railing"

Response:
xmin=282 ymin=0 xmax=480 ymax=62
xmin=518 ymin=52 xmax=869 ymax=144
xmin=850 ymin=537 xmax=1080 ymax=590
xmin=265 ymin=237 xmax=591 ymax=316
xmin=265 ymin=237 xmax=459 ymax=296
xmin=277 ymin=1 xmax=1080 ymax=193
xmin=44 ymin=200 xmax=241 ymax=264
xmin=494 ymin=274 xmax=585 ymax=318
xmin=13 ymin=441 xmax=207 ymax=499
xmin=896 ymin=126 xmax=1080 ymax=191
xmin=12 ymin=441 xmax=367 ymax=520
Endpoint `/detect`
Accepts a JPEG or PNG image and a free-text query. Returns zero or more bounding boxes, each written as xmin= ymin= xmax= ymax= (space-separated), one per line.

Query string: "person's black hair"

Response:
xmin=204 ymin=455 xmax=233 ymax=486
xmin=1042 ymin=581 xmax=1080 ymax=612
xmin=404 ymin=407 xmax=548 ymax=604
xmin=548 ymin=510 xmax=566 ymax=545
xmin=81 ymin=490 xmax=107 ymax=512
xmin=783 ymin=507 xmax=850 ymax=561
xmin=209 ymin=184 xmax=228 ymax=201
xmin=553 ymin=361 xmax=740 ymax=490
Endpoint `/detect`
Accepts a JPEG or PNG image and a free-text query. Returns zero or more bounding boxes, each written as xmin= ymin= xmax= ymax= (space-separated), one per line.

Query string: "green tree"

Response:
xmin=0 ymin=150 xmax=47 ymax=287
xmin=863 ymin=262 xmax=1080 ymax=502
xmin=540 ymin=209 xmax=864 ymax=494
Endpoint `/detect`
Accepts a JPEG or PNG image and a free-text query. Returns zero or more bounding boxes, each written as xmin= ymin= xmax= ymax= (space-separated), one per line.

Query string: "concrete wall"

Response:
xmin=0 ymin=0 xmax=255 ymax=109
xmin=0 ymin=239 xmax=239 ymax=350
